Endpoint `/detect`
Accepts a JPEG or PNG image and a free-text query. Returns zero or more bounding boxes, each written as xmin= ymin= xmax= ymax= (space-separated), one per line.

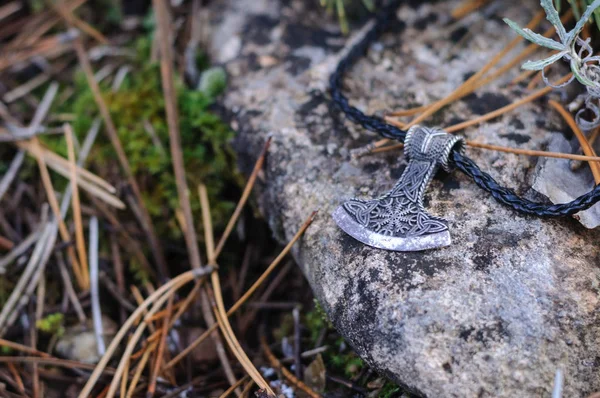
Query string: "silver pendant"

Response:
xmin=333 ymin=126 xmax=465 ymax=252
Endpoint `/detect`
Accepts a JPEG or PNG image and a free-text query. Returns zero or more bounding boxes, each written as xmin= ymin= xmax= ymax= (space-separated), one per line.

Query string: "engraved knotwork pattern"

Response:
xmin=339 ymin=126 xmax=465 ymax=240
xmin=343 ymin=159 xmax=448 ymax=238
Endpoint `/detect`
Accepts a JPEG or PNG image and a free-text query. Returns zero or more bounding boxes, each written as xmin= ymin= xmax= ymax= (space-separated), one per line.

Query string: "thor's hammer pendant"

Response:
xmin=333 ymin=126 xmax=465 ymax=251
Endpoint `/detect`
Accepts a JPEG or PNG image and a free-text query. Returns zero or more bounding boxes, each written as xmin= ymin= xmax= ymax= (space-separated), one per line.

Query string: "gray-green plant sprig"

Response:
xmin=504 ymin=0 xmax=600 ymax=130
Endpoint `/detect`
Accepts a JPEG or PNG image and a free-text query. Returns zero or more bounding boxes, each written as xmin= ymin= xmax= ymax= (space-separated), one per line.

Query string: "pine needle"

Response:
xmin=64 ymin=124 xmax=89 ymax=289
xmin=199 ymin=184 xmax=273 ymax=395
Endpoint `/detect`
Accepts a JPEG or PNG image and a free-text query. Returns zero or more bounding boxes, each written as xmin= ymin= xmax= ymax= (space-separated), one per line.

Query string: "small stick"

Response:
xmin=3 ymin=73 xmax=50 ymax=103
xmin=386 ymin=105 xmax=427 ymax=118
xmin=200 ymin=184 xmax=269 ymax=394
xmin=89 ymin=216 xmax=105 ymax=355
xmin=98 ymin=272 xmax=137 ymax=312
xmin=0 ymin=356 xmax=117 ymax=374
xmin=65 ymin=123 xmax=90 ymax=288
xmin=442 ymin=74 xmax=573 ymax=133
xmin=526 ymin=70 xmax=544 ymax=90
xmin=219 ymin=376 xmax=251 ymax=398
xmin=33 ymin=273 xmax=46 ymax=398
xmin=1 ymin=223 xmax=58 ymax=336
xmin=215 ymin=136 xmax=271 ymax=258
xmin=0 ymin=2 xmax=21 ymax=22
xmin=0 ymin=150 xmax=25 ymax=202
xmin=51 ymin=0 xmax=108 ymax=44
xmin=125 ymin=342 xmax=157 ymax=398
xmin=451 ymin=0 xmax=489 ymax=20
xmin=239 ymin=261 xmax=294 ymax=333
xmin=0 ymin=339 xmax=51 ymax=358
xmin=0 ymin=236 xmax=14 ymax=251
xmin=109 ymin=236 xmax=127 ymax=324
xmin=260 ymin=334 xmax=320 ymax=398
xmin=401 ymin=10 xmax=547 ymax=131
xmin=372 ymin=141 xmax=600 ymax=163
xmin=33 ymin=137 xmax=86 ymax=288
xmin=152 ymin=0 xmax=202 ymax=273
xmin=147 ymin=294 xmax=173 ymax=397
xmin=57 ymin=252 xmax=86 ymax=323
xmin=6 ymin=363 xmax=25 ymax=395
xmin=293 ymin=307 xmax=302 ymax=380
xmin=165 ymin=211 xmax=317 ymax=371
xmin=77 ymin=270 xmax=208 ymax=398
xmin=240 ymin=380 xmax=255 ymax=398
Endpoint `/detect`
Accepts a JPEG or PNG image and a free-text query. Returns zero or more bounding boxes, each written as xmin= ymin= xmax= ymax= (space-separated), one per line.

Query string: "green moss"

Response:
xmin=36 ymin=313 xmax=65 ymax=336
xmin=46 ymin=35 xmax=240 ymax=244
xmin=379 ymin=382 xmax=401 ymax=398
xmin=305 ymin=299 xmax=333 ymax=345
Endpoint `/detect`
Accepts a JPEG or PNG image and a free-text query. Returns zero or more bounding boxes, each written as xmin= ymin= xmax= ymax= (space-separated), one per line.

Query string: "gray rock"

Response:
xmin=533 ymin=133 xmax=600 ymax=228
xmin=55 ymin=316 xmax=117 ymax=364
xmin=211 ymin=0 xmax=600 ymax=397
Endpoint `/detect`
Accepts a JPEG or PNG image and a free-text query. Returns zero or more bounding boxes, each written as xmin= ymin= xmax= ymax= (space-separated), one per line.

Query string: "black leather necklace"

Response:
xmin=330 ymin=0 xmax=600 ymax=251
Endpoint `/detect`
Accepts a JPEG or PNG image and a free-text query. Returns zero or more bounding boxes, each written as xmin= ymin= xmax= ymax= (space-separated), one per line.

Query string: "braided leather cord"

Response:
xmin=330 ymin=0 xmax=600 ymax=217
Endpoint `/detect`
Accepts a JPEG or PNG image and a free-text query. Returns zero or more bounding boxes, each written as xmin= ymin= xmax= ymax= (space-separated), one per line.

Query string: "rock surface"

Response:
xmin=210 ymin=0 xmax=600 ymax=397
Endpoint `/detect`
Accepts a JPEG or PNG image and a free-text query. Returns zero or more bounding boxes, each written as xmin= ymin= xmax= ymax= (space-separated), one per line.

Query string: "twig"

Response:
xmin=152 ymin=0 xmax=202 ymax=272
xmin=371 ymin=140 xmax=600 ymax=163
xmin=98 ymin=271 xmax=137 ymax=312
xmin=65 ymin=123 xmax=90 ymax=288
xmin=147 ymin=294 xmax=174 ymax=397
xmin=466 ymin=141 xmax=600 ymax=162
xmin=3 ymin=73 xmax=51 ymax=104
xmin=0 ymin=339 xmax=50 ymax=358
xmin=0 ymin=356 xmax=117 ymax=374
xmin=77 ymin=268 xmax=213 ymax=398
xmin=51 ymin=0 xmax=108 ymax=44
xmin=0 ymin=223 xmax=54 ymax=334
xmin=0 ymin=224 xmax=40 ymax=273
xmin=5 ymin=363 xmax=26 ymax=395
xmin=200 ymin=184 xmax=270 ymax=395
xmin=260 ymin=334 xmax=321 ymax=398
xmin=441 ymin=74 xmax=573 ymax=133
xmin=239 ymin=261 xmax=295 ymax=333
xmin=0 ymin=236 xmax=13 ymax=250
xmin=33 ymin=272 xmax=46 ymax=398
xmin=0 ymin=2 xmax=21 ymax=22
xmin=399 ymin=10 xmax=546 ymax=131
xmin=33 ymin=136 xmax=86 ymax=288
xmin=552 ymin=368 xmax=564 ymax=398
xmin=125 ymin=342 xmax=157 ymax=398
xmin=214 ymin=136 xmax=272 ymax=258
xmin=103 ymin=277 xmax=202 ymax=398
xmin=293 ymin=307 xmax=302 ymax=380
xmin=240 ymin=380 xmax=255 ymax=398
xmin=89 ymin=216 xmax=105 ymax=355
xmin=152 ymin=0 xmax=240 ymax=390
xmin=17 ymin=140 xmax=125 ymax=209
xmin=165 ymin=211 xmax=317 ymax=371
xmin=0 ymin=150 xmax=24 ymax=202
xmin=109 ymin=235 xmax=127 ymax=324
xmin=57 ymin=252 xmax=86 ymax=323
xmin=219 ymin=376 xmax=251 ymax=398
xmin=451 ymin=0 xmax=489 ymax=20
xmin=380 ymin=12 xmax=568 ymax=152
